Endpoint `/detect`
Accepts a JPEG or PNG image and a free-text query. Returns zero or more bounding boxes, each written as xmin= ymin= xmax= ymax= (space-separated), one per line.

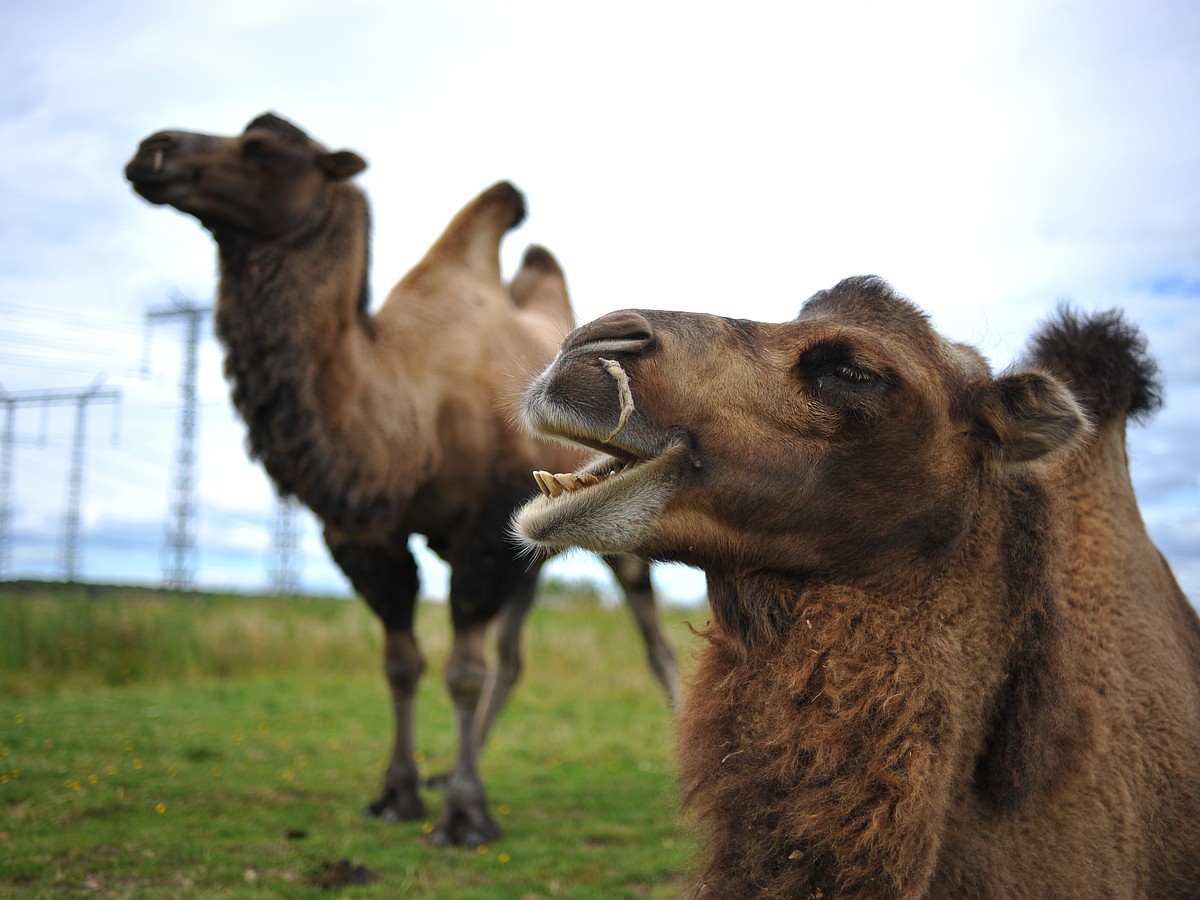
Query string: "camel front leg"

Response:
xmin=427 ymin=621 xmax=499 ymax=848
xmin=364 ymin=628 xmax=427 ymax=821
xmin=325 ymin=534 xmax=427 ymax=822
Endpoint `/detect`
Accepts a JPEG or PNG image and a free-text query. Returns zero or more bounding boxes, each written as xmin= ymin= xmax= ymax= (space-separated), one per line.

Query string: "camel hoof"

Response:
xmin=425 ymin=807 xmax=500 ymax=849
xmin=362 ymin=785 xmax=426 ymax=822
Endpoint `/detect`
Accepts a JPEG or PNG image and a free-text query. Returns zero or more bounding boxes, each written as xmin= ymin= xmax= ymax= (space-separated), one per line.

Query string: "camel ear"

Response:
xmin=972 ymin=371 xmax=1088 ymax=465
xmin=320 ymin=150 xmax=367 ymax=180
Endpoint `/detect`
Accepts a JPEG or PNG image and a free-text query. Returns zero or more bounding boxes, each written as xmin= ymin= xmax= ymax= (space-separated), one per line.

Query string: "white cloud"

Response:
xmin=0 ymin=0 xmax=1196 ymax=605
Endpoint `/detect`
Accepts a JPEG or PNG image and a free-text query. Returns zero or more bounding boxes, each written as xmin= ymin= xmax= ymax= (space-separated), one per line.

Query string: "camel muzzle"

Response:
xmin=124 ymin=131 xmax=213 ymax=204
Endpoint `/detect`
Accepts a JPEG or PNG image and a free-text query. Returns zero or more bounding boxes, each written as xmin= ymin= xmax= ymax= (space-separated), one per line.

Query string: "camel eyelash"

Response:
xmin=799 ymin=343 xmax=872 ymax=383
xmin=832 ymin=362 xmax=875 ymax=384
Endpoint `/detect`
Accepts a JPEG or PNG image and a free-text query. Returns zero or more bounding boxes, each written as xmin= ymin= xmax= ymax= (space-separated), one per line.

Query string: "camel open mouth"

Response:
xmin=526 ymin=354 xmax=653 ymax=503
xmin=516 ymin=352 xmax=689 ymax=553
xmin=516 ymin=438 xmax=689 ymax=555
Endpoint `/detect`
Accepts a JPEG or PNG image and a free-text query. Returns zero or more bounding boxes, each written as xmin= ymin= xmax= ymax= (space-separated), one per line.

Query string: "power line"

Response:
xmin=0 ymin=298 xmax=141 ymax=331
xmin=0 ymin=354 xmax=142 ymax=381
xmin=1 ymin=291 xmax=316 ymax=593
xmin=140 ymin=295 xmax=303 ymax=594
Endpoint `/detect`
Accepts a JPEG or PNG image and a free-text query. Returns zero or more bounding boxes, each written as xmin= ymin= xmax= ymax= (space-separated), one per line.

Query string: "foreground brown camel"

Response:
xmin=124 ymin=113 xmax=679 ymax=847
xmin=516 ymin=276 xmax=1200 ymax=897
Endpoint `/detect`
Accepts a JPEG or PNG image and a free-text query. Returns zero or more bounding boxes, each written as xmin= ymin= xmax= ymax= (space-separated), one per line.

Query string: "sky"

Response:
xmin=0 ymin=0 xmax=1196 ymax=606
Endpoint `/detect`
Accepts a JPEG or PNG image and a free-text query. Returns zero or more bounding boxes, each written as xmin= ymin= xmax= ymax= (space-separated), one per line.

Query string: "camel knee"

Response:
xmin=444 ymin=620 xmax=495 ymax=708
xmin=383 ymin=631 xmax=425 ymax=695
xmin=446 ymin=664 xmax=488 ymax=708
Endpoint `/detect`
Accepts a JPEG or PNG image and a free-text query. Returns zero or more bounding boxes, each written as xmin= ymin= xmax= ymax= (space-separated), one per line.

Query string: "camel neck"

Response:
xmin=210 ymin=186 xmax=402 ymax=532
xmin=214 ymin=186 xmax=371 ymax=334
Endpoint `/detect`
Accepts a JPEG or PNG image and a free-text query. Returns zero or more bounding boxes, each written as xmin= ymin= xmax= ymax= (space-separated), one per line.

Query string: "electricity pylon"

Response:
xmin=268 ymin=495 xmax=302 ymax=595
xmin=144 ymin=298 xmax=211 ymax=590
xmin=0 ymin=381 xmax=120 ymax=582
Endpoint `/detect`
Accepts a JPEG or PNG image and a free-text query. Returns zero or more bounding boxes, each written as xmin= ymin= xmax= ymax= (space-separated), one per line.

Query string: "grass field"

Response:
xmin=0 ymin=582 xmax=707 ymax=898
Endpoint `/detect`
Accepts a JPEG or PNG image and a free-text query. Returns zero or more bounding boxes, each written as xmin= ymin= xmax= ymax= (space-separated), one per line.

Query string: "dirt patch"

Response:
xmin=305 ymin=859 xmax=374 ymax=890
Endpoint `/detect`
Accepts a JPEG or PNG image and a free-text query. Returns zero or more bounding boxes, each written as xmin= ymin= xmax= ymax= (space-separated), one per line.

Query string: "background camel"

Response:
xmin=124 ymin=113 xmax=679 ymax=848
xmin=516 ymin=277 xmax=1200 ymax=897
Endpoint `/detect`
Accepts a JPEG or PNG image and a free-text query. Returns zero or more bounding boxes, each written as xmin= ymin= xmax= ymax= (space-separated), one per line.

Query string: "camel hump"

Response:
xmin=481 ymin=180 xmax=527 ymax=230
xmin=1028 ymin=308 xmax=1163 ymax=427
xmin=462 ymin=180 xmax=526 ymax=234
xmin=509 ymin=244 xmax=574 ymax=330
xmin=518 ymin=244 xmax=562 ymax=276
xmin=417 ymin=181 xmax=527 ymax=280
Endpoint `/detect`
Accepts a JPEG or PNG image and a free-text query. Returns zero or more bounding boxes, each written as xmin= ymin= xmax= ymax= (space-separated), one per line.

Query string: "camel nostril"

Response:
xmin=127 ymin=134 xmax=178 ymax=181
xmin=564 ymin=310 xmax=654 ymax=355
xmin=139 ymin=133 xmax=177 ymax=155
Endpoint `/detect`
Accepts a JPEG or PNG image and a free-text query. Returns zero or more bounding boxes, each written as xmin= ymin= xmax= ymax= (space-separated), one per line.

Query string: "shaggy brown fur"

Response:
xmin=516 ymin=276 xmax=1200 ymax=897
xmin=125 ymin=113 xmax=679 ymax=847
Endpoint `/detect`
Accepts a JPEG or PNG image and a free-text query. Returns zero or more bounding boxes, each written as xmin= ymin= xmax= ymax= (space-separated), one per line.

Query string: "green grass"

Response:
xmin=0 ymin=583 xmax=705 ymax=898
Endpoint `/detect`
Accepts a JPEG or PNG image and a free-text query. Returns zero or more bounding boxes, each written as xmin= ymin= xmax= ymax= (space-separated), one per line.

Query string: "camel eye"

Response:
xmin=798 ymin=342 xmax=894 ymax=403
xmin=243 ymin=138 xmax=276 ymax=162
xmin=816 ymin=363 xmax=879 ymax=396
xmin=799 ymin=343 xmax=873 ymax=386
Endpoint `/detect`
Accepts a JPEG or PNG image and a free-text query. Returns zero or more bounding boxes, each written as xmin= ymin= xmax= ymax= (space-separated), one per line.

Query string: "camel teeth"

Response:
xmin=152 ymin=148 xmax=164 ymax=173
xmin=535 ymin=470 xmax=563 ymax=498
xmin=534 ymin=469 xmax=607 ymax=500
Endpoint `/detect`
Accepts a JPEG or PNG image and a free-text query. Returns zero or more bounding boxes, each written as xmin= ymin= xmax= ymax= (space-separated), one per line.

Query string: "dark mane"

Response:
xmin=973 ymin=476 xmax=1090 ymax=811
xmin=217 ymin=239 xmax=394 ymax=532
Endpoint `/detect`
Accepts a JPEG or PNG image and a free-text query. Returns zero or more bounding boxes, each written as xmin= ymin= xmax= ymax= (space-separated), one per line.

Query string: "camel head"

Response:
xmin=516 ymin=276 xmax=1088 ymax=584
xmin=125 ymin=113 xmax=367 ymax=238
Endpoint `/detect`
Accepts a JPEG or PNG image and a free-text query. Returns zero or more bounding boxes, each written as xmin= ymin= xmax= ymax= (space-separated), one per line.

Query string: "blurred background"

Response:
xmin=1 ymin=0 xmax=1196 ymax=604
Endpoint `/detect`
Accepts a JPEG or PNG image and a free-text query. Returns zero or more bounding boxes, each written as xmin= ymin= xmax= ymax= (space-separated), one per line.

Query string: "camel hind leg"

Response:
xmin=474 ymin=573 xmax=540 ymax=752
xmin=324 ymin=532 xmax=427 ymax=822
xmin=478 ymin=554 xmax=679 ymax=750
xmin=604 ymin=554 xmax=680 ymax=708
xmin=475 ymin=554 xmax=680 ymax=763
